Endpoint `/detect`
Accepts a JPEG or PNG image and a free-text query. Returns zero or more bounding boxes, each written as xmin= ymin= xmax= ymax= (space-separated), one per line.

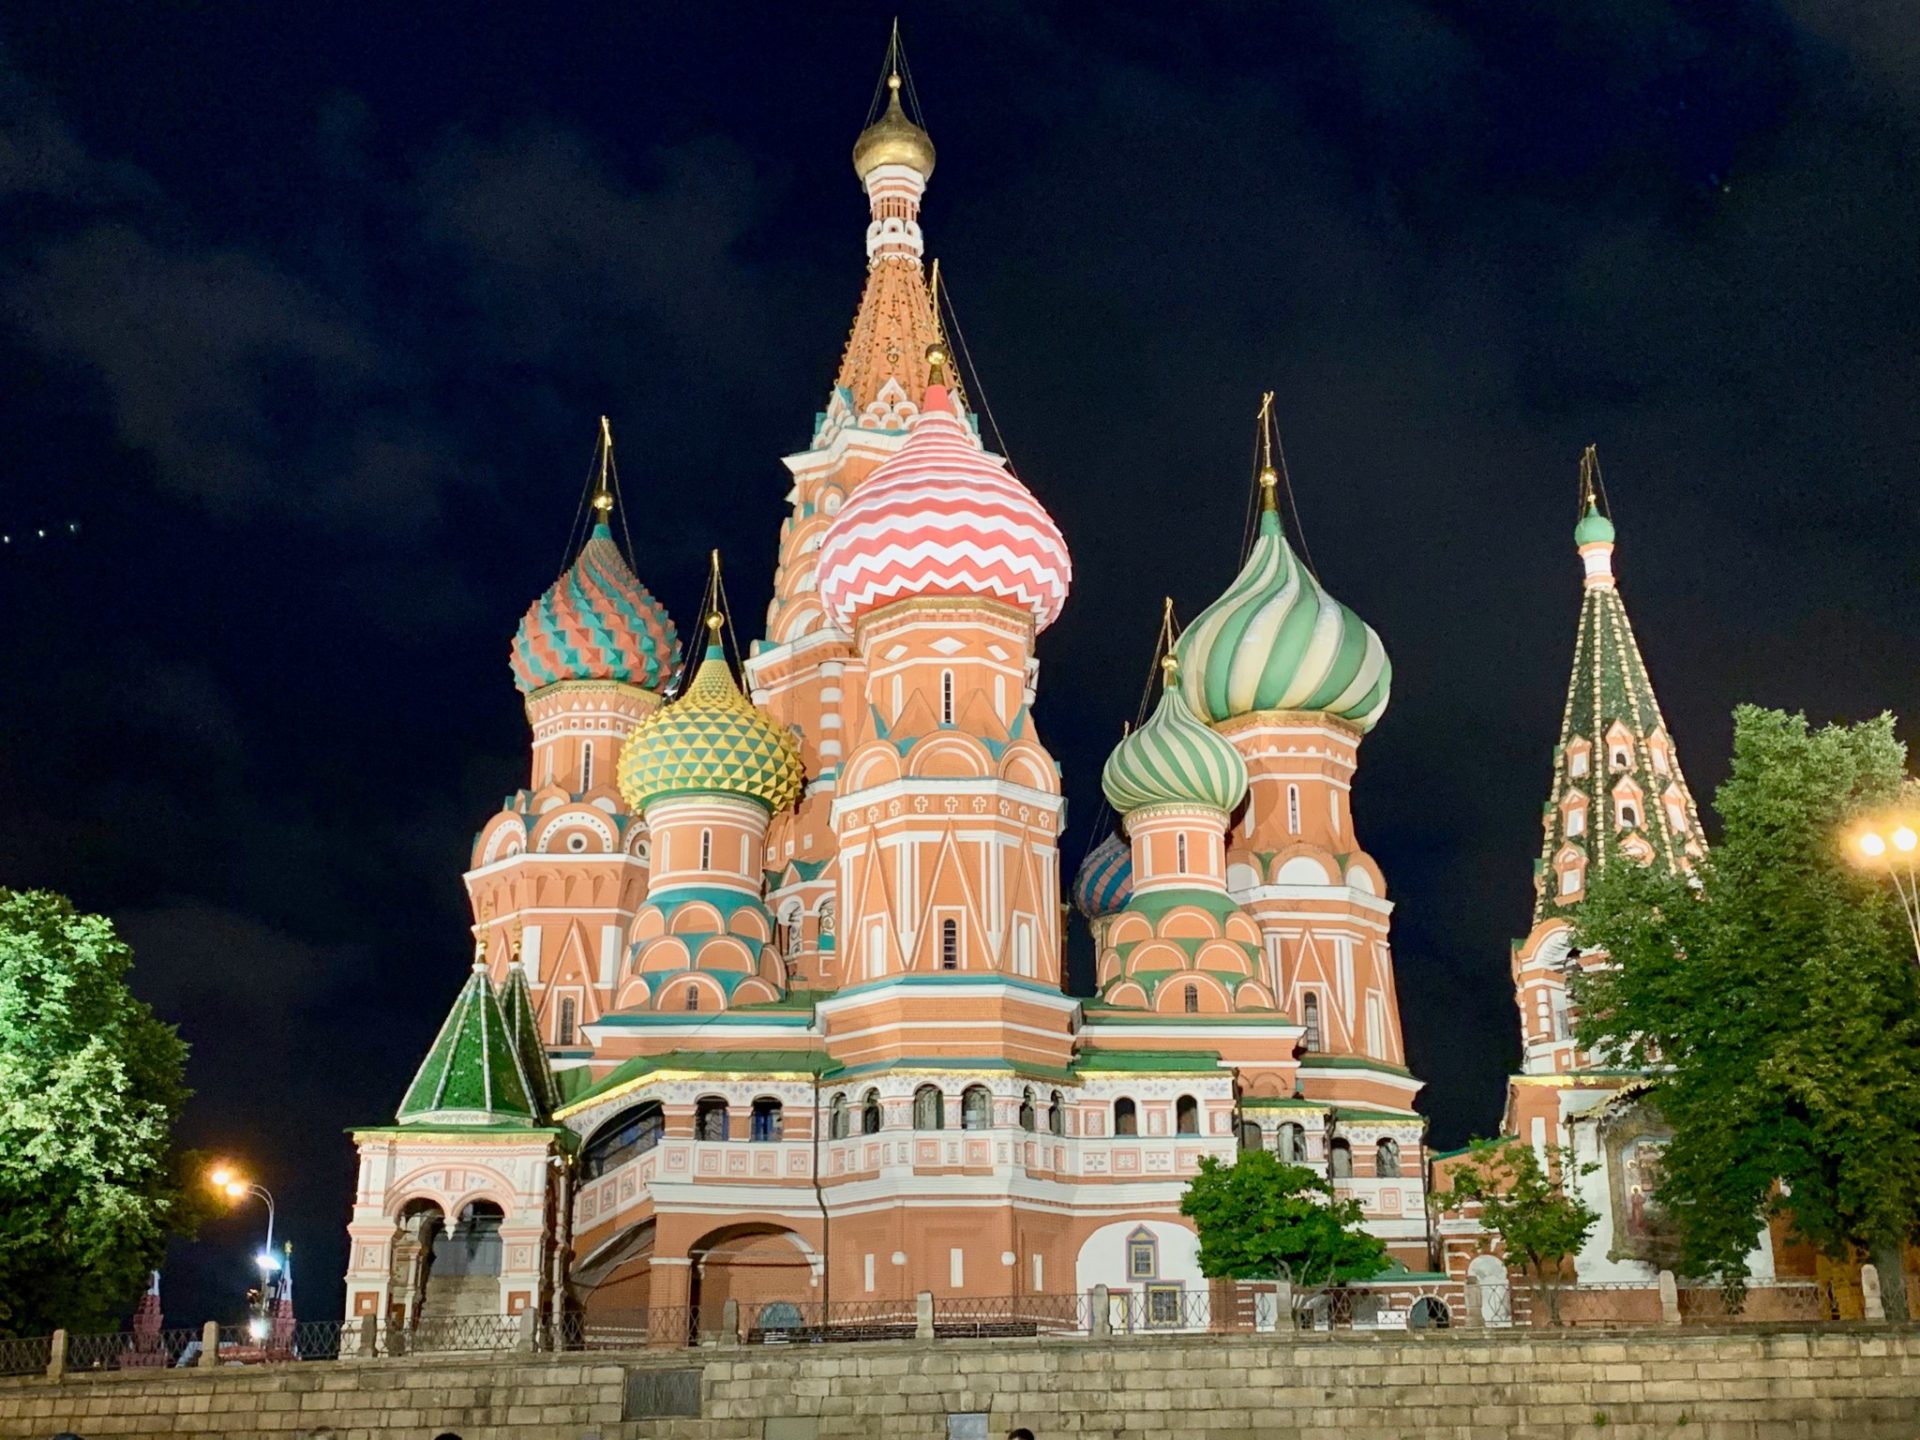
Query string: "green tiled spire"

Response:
xmin=497 ymin=962 xmax=557 ymax=1121
xmin=397 ymin=963 xmax=539 ymax=1125
xmin=1533 ymin=455 xmax=1702 ymax=924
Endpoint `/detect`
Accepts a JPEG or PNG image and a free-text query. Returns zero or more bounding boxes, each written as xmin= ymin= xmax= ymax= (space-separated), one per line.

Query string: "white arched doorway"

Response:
xmin=1468 ymin=1254 xmax=1512 ymax=1327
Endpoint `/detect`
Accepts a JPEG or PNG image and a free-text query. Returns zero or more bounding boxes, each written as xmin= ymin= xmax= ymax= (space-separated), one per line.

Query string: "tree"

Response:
xmin=1436 ymin=1138 xmax=1598 ymax=1320
xmin=1573 ymin=708 xmax=1920 ymax=1320
xmin=1180 ymin=1148 xmax=1388 ymax=1312
xmin=0 ymin=889 xmax=203 ymax=1336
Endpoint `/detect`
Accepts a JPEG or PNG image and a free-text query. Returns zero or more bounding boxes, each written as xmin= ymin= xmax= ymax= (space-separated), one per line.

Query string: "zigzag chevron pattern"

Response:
xmin=817 ymin=385 xmax=1071 ymax=631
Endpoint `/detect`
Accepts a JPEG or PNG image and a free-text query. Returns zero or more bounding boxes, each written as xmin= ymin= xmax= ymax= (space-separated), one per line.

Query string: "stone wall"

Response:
xmin=3 ymin=1326 xmax=1917 ymax=1440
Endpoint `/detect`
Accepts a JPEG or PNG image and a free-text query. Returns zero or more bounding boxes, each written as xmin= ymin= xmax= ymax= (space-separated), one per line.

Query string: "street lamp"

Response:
xmin=207 ymin=1165 xmax=277 ymax=1266
xmin=1848 ymin=819 xmax=1920 ymax=966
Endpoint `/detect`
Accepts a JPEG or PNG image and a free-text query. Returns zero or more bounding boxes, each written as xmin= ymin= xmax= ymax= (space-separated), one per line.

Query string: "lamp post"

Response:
xmin=209 ymin=1165 xmax=283 ymax=1336
xmin=1848 ymin=821 xmax=1920 ymax=966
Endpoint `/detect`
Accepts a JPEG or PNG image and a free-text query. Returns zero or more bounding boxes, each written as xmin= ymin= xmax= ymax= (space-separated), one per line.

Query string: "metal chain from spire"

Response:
xmin=1249 ymin=391 xmax=1321 ymax=581
xmin=1579 ymin=443 xmax=1612 ymax=519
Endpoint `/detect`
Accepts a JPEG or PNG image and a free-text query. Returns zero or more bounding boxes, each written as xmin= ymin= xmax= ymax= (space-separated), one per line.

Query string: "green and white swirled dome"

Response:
xmin=1175 ymin=476 xmax=1390 ymax=733
xmin=1101 ymin=660 xmax=1250 ymax=816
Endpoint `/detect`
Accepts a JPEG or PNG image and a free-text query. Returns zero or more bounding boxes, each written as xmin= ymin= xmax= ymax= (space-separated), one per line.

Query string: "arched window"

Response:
xmin=1113 ymin=1097 xmax=1138 ymax=1137
xmin=1278 ymin=1122 xmax=1307 ymax=1163
xmin=941 ymin=669 xmax=955 ymax=724
xmin=1183 ymin=983 xmax=1199 ymax=1014
xmin=581 ymin=1101 xmax=664 ymax=1180
xmin=557 ymin=997 xmax=577 ymax=1046
xmin=829 ymin=1092 xmax=848 ymax=1140
xmin=1611 ymin=743 xmax=1631 ymax=771
xmin=961 ymin=1085 xmax=992 ymax=1130
xmin=684 ymin=985 xmax=700 ymax=1012
xmin=1302 ymin=993 xmax=1321 ymax=1052
xmin=580 ymin=742 xmax=594 ymax=791
xmin=1376 ymin=1137 xmax=1401 ymax=1177
xmin=940 ymin=918 xmax=959 ymax=970
xmin=1175 ymin=1095 xmax=1199 ymax=1136
xmin=750 ymin=1097 xmax=783 ymax=1143
xmin=913 ymin=1084 xmax=944 ymax=1131
xmin=1237 ymin=1120 xmax=1263 ymax=1152
xmin=861 ymin=1089 xmax=882 ymax=1135
xmin=1619 ymin=802 xmax=1639 ymax=828
xmin=1048 ymin=1091 xmax=1066 ymax=1136
xmin=699 ymin=829 xmax=712 ymax=871
xmin=1018 ymin=1087 xmax=1036 ymax=1132
xmin=1287 ymin=784 xmax=1301 ymax=834
xmin=695 ymin=1097 xmax=729 ymax=1142
xmin=1329 ymin=1137 xmax=1353 ymax=1179
xmin=1175 ymin=834 xmax=1188 ymax=872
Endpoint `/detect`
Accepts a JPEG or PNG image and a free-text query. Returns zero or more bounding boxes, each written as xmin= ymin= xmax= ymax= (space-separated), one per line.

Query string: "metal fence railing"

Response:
xmin=0 ymin=1335 xmax=52 ymax=1378
xmin=932 ymin=1293 xmax=1091 ymax=1338
xmin=559 ymin=1306 xmax=695 ymax=1350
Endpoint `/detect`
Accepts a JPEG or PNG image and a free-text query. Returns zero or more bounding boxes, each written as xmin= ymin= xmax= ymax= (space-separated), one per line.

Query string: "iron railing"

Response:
xmin=932 ymin=1293 xmax=1091 ymax=1337
xmin=559 ymin=1306 xmax=695 ymax=1350
xmin=0 ymin=1335 xmax=52 ymax=1378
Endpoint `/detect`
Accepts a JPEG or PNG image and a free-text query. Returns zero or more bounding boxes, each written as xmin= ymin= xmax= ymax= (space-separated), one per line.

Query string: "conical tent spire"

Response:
xmin=1532 ymin=452 xmax=1701 ymax=923
xmin=498 ymin=959 xmax=557 ymax=1121
xmin=397 ymin=962 xmax=540 ymax=1125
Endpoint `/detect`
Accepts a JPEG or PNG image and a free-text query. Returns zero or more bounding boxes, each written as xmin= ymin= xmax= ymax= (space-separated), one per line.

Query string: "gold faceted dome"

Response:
xmin=853 ymin=76 xmax=935 ymax=182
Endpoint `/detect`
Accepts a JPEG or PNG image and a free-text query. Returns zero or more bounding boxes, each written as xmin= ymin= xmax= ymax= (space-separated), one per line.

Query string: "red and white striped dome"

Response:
xmin=816 ymin=383 xmax=1071 ymax=632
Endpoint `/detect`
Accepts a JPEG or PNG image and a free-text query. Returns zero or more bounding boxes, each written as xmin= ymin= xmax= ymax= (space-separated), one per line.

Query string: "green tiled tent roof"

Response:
xmin=497 ymin=962 xmax=556 ymax=1121
xmin=397 ymin=963 xmax=539 ymax=1125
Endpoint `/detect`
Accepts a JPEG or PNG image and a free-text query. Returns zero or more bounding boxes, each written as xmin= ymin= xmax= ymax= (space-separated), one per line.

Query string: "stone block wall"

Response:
xmin=2 ymin=1326 xmax=1917 ymax=1440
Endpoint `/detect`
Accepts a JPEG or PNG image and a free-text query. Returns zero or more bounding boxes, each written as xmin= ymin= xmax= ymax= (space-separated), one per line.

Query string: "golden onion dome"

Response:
xmin=853 ymin=75 xmax=935 ymax=183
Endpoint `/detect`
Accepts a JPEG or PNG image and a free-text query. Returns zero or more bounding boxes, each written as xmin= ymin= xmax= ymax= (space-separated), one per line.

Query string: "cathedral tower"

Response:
xmin=469 ymin=425 xmax=680 ymax=1049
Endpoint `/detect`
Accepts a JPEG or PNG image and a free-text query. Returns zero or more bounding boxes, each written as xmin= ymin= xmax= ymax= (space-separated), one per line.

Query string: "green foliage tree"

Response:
xmin=1180 ymin=1148 xmax=1388 ymax=1299
xmin=1436 ymin=1138 xmax=1598 ymax=1319
xmin=1573 ymin=707 xmax=1920 ymax=1320
xmin=0 ymin=889 xmax=202 ymax=1336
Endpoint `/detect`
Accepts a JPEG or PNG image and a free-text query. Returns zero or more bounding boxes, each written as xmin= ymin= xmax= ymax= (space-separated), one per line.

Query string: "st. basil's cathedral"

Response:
xmin=342 ymin=46 xmax=1740 ymax=1334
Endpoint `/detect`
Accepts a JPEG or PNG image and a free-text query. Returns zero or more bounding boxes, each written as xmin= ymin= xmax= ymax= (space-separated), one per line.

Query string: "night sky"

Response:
xmin=2 ymin=3 xmax=1916 ymax=1326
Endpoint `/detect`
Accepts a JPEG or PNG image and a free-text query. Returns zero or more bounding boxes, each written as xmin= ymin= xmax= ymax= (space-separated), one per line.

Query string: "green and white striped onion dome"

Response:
xmin=1101 ymin=668 xmax=1249 ymax=816
xmin=1175 ymin=489 xmax=1390 ymax=733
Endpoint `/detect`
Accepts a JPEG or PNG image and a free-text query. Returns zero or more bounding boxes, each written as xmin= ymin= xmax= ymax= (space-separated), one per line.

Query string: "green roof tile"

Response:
xmin=396 ymin=964 xmax=539 ymax=1125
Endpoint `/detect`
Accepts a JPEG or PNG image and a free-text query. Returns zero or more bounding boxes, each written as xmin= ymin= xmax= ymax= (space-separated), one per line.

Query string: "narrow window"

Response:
xmin=1376 ymin=1137 xmax=1401 ymax=1177
xmin=829 ymin=1093 xmax=848 ymax=1140
xmin=1238 ymin=1120 xmax=1263 ymax=1152
xmin=1127 ymin=1228 xmax=1157 ymax=1280
xmin=914 ymin=1085 xmax=944 ymax=1131
xmin=962 ymin=1085 xmax=991 ymax=1130
xmin=684 ymin=986 xmax=700 ymax=1012
xmin=543 ymin=747 xmax=554 ymax=786
xmin=941 ymin=669 xmax=955 ymax=724
xmin=1287 ymin=784 xmax=1301 ymax=834
xmin=1570 ymin=748 xmax=1590 ymax=778
xmin=940 ymin=918 xmax=959 ymax=971
xmin=1279 ymin=1123 xmax=1307 ymax=1163
xmin=1303 ymin=993 xmax=1321 ymax=1052
xmin=580 ymin=741 xmax=593 ymax=791
xmin=1619 ymin=802 xmax=1638 ymax=828
xmin=1567 ymin=805 xmax=1586 ymax=837
xmin=1183 ymin=983 xmax=1199 ymax=1014
xmin=1176 ymin=1095 xmax=1199 ymax=1136
xmin=1019 ymin=1088 xmax=1036 ymax=1132
xmin=750 ymin=1097 xmax=783 ymax=1143
xmin=1175 ymin=834 xmax=1188 ymax=872
xmin=699 ymin=829 xmax=712 ymax=870
xmin=695 ymin=1097 xmax=728 ymax=1142
xmin=1048 ymin=1091 xmax=1066 ymax=1137
xmin=1113 ymin=1098 xmax=1138 ymax=1136
xmin=861 ymin=1089 xmax=882 ymax=1134
xmin=1560 ymin=866 xmax=1582 ymax=896
xmin=557 ymin=997 xmax=577 ymax=1046
xmin=1329 ymin=1138 xmax=1353 ymax=1179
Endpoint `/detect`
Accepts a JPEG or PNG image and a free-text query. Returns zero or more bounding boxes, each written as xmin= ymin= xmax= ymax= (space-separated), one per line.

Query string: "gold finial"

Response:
xmin=888 ymin=71 xmax=902 ymax=94
xmin=925 ymin=342 xmax=949 ymax=386
xmin=707 ymin=612 xmax=724 ymax=636
xmin=1160 ymin=651 xmax=1180 ymax=685
xmin=592 ymin=415 xmax=615 ymax=516
xmin=1256 ymin=391 xmax=1279 ymax=512
xmin=1579 ymin=443 xmax=1600 ymax=511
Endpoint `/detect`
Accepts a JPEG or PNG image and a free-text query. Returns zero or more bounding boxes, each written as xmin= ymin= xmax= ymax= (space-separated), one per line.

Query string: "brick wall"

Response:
xmin=3 ymin=1326 xmax=1917 ymax=1440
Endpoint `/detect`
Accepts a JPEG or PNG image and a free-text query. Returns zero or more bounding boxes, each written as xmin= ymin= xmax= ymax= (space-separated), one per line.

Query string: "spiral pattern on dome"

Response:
xmin=617 ymin=644 xmax=803 ymax=815
xmin=1175 ymin=506 xmax=1390 ymax=733
xmin=816 ymin=385 xmax=1071 ymax=633
xmin=511 ymin=524 xmax=680 ymax=696
xmin=1102 ymin=684 xmax=1249 ymax=816
xmin=1072 ymin=831 xmax=1134 ymax=919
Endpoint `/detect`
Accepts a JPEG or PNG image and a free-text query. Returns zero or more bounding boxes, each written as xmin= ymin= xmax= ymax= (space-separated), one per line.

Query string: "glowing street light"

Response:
xmin=206 ymin=1164 xmax=277 ymax=1259
xmin=1848 ymin=818 xmax=1920 ymax=966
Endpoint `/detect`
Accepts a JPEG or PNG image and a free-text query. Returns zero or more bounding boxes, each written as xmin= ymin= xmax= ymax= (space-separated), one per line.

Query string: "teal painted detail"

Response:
xmin=1574 ymin=501 xmax=1616 ymax=546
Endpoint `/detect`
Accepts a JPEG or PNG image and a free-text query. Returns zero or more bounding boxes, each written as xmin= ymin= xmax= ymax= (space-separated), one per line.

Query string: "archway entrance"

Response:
xmin=388 ymin=1200 xmax=445 ymax=1327
xmin=686 ymin=1224 xmax=815 ymax=1339
xmin=420 ymin=1201 xmax=504 ymax=1321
